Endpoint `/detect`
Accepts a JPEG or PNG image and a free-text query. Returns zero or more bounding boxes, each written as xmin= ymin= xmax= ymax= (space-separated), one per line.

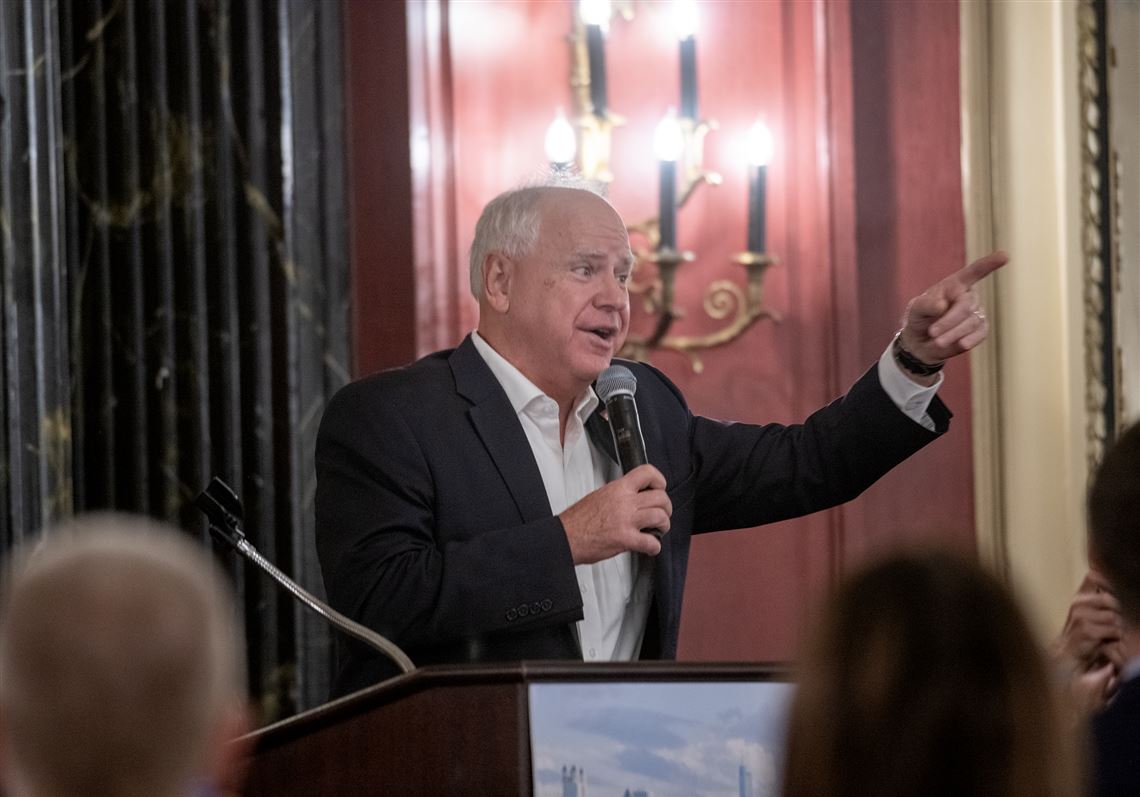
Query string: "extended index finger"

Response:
xmin=955 ymin=250 xmax=1009 ymax=287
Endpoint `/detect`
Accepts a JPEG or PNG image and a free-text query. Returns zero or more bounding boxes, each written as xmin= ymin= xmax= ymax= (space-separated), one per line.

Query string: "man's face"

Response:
xmin=501 ymin=189 xmax=633 ymax=402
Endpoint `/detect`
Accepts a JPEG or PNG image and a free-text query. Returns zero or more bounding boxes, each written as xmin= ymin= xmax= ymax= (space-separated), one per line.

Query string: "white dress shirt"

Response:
xmin=472 ymin=331 xmax=939 ymax=661
xmin=472 ymin=332 xmax=653 ymax=661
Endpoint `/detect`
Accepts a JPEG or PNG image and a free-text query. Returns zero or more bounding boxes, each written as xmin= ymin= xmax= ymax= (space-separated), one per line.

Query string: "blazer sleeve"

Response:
xmin=637 ymin=363 xmax=949 ymax=534
xmin=314 ymin=379 xmax=583 ymax=651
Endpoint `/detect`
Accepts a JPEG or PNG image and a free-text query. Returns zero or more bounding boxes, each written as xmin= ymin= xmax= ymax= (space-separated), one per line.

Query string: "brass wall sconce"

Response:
xmin=549 ymin=0 xmax=781 ymax=372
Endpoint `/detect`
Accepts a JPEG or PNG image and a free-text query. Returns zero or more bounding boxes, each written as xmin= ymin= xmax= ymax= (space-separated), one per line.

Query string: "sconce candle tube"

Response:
xmin=586 ymin=25 xmax=608 ymax=118
xmin=659 ymin=159 xmax=678 ymax=250
xmin=747 ymin=164 xmax=767 ymax=254
xmin=679 ymin=37 xmax=698 ymax=121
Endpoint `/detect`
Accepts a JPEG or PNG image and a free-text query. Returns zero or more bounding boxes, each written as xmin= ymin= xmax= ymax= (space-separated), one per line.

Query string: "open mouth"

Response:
xmin=586 ymin=327 xmax=616 ymax=342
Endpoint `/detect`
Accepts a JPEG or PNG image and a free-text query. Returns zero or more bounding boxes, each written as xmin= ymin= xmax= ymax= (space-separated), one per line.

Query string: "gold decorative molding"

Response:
xmin=959 ymin=0 xmax=1007 ymax=575
xmin=1078 ymin=0 xmax=1110 ymax=471
xmin=1112 ymin=146 xmax=1125 ymax=430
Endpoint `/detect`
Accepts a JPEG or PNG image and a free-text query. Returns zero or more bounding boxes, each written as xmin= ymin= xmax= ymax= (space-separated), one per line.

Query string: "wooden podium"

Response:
xmin=242 ymin=661 xmax=789 ymax=796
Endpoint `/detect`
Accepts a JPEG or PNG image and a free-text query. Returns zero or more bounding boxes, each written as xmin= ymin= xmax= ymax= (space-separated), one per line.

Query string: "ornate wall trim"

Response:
xmin=1078 ymin=0 xmax=1116 ymax=469
xmin=960 ymin=0 xmax=1007 ymax=576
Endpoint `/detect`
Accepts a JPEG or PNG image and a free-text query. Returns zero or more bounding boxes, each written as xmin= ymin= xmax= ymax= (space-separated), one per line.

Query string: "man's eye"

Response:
xmin=617 ymin=272 xmax=631 ymax=285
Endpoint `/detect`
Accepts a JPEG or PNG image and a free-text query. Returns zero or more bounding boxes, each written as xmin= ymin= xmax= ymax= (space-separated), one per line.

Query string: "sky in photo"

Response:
xmin=530 ymin=680 xmax=794 ymax=797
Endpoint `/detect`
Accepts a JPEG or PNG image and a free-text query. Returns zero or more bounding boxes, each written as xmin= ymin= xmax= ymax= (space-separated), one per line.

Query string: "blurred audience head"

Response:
xmin=783 ymin=550 xmax=1076 ymax=797
xmin=1088 ymin=421 xmax=1140 ymax=625
xmin=0 ymin=513 xmax=248 ymax=797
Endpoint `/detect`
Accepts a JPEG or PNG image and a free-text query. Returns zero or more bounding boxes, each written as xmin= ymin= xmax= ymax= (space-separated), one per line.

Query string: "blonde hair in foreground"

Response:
xmin=782 ymin=551 xmax=1079 ymax=797
xmin=0 ymin=513 xmax=245 ymax=797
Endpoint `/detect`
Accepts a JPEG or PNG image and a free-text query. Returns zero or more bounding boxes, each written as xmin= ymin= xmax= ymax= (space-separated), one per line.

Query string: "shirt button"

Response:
xmin=588 ymin=648 xmax=596 ymax=659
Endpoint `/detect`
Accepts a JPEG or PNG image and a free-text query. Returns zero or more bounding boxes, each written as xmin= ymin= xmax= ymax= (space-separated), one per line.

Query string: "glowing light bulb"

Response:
xmin=673 ymin=0 xmax=698 ymax=40
xmin=579 ymin=0 xmax=611 ymax=29
xmin=544 ymin=109 xmax=577 ymax=165
xmin=747 ymin=120 xmax=775 ymax=167
xmin=654 ymin=110 xmax=684 ymax=163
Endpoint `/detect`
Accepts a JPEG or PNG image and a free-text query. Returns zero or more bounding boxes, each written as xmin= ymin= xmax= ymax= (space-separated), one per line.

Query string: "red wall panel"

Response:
xmin=345 ymin=0 xmax=973 ymax=665
xmin=840 ymin=0 xmax=972 ymax=566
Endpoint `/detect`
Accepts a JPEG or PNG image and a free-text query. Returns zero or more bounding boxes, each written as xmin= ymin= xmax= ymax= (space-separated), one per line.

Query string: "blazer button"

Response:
xmin=530 ymin=602 xmax=541 ymax=615
xmin=506 ymin=608 xmax=518 ymax=621
xmin=541 ymin=599 xmax=552 ymax=612
xmin=518 ymin=604 xmax=529 ymax=617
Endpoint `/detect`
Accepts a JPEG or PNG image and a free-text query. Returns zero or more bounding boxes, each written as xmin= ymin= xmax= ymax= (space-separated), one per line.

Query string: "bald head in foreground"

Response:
xmin=0 ymin=514 xmax=249 ymax=797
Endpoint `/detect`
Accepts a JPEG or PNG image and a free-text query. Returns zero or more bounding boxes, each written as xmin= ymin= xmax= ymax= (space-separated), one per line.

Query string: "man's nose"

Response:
xmin=595 ymin=272 xmax=628 ymax=308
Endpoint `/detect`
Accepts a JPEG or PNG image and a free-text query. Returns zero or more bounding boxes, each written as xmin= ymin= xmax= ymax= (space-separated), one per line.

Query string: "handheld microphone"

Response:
xmin=596 ymin=364 xmax=660 ymax=536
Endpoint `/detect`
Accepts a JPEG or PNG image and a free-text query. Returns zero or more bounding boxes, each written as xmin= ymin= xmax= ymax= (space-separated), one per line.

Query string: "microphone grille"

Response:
xmin=596 ymin=364 xmax=637 ymax=401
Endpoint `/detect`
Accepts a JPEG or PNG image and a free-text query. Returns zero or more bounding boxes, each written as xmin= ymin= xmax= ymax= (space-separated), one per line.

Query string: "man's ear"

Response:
xmin=482 ymin=253 xmax=513 ymax=313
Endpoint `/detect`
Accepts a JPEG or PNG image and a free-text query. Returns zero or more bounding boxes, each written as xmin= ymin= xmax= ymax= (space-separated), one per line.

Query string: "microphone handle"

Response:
xmin=234 ymin=538 xmax=415 ymax=674
xmin=606 ymin=394 xmax=649 ymax=472
xmin=605 ymin=394 xmax=661 ymax=537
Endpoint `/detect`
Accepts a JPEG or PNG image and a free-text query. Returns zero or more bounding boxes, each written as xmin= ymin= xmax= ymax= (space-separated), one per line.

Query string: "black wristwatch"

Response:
xmin=892 ymin=332 xmax=944 ymax=377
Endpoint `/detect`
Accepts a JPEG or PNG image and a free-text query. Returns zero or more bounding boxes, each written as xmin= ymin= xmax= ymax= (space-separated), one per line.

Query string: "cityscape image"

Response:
xmin=530 ymin=681 xmax=793 ymax=797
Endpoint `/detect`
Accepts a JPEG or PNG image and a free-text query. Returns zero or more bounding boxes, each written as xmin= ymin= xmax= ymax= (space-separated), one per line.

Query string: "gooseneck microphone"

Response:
xmin=194 ymin=477 xmax=415 ymax=674
xmin=596 ymin=364 xmax=660 ymax=536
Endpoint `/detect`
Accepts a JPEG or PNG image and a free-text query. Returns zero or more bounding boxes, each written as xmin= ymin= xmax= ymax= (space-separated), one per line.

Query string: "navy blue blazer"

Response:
xmin=315 ymin=335 xmax=950 ymax=695
xmin=1092 ymin=674 xmax=1140 ymax=796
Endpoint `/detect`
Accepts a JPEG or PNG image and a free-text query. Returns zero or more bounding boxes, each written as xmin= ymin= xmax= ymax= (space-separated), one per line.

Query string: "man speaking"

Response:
xmin=315 ymin=180 xmax=1004 ymax=696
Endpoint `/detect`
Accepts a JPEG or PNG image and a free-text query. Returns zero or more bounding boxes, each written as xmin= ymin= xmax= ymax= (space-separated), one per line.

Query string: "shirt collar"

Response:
xmin=470 ymin=331 xmax=599 ymax=422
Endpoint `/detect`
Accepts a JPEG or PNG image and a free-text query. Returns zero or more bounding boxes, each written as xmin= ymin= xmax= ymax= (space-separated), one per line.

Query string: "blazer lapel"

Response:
xmin=450 ymin=336 xmax=553 ymax=524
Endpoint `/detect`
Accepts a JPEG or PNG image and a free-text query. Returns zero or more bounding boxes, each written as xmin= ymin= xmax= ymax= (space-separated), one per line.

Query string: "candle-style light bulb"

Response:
xmin=656 ymin=110 xmax=683 ymax=251
xmin=545 ymin=109 xmax=577 ymax=167
xmin=747 ymin=120 xmax=775 ymax=167
xmin=673 ymin=0 xmax=699 ymax=40
xmin=654 ymin=110 xmax=684 ymax=163
xmin=579 ymin=0 xmax=611 ymax=29
xmin=746 ymin=119 xmax=774 ymax=254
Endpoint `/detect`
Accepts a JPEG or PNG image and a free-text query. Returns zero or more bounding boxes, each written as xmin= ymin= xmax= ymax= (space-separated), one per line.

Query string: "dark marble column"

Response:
xmin=2 ymin=0 xmax=351 ymax=719
xmin=0 ymin=0 xmax=74 ymax=547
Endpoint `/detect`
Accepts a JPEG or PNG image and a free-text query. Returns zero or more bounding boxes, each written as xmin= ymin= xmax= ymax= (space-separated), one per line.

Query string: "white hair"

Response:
xmin=468 ymin=173 xmax=609 ymax=299
xmin=0 ymin=513 xmax=244 ymax=797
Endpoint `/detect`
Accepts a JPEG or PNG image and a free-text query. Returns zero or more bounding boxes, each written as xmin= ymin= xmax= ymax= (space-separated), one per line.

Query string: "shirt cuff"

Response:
xmin=877 ymin=344 xmax=942 ymax=431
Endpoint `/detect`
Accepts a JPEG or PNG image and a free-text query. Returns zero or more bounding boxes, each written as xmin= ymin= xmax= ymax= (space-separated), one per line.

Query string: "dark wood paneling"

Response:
xmin=344 ymin=0 xmax=417 ymax=375
xmin=247 ymin=683 xmax=528 ymax=795
xmin=407 ymin=0 xmax=465 ymax=357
